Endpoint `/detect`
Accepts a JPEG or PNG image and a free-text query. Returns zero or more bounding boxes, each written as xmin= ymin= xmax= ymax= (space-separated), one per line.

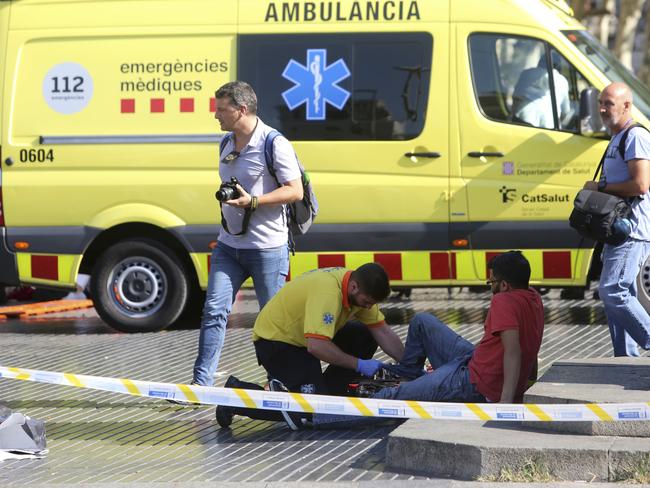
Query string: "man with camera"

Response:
xmin=191 ymin=81 xmax=304 ymax=388
xmin=583 ymin=82 xmax=650 ymax=357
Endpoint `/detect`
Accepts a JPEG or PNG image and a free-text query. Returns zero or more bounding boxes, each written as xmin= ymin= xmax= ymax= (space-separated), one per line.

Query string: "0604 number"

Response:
xmin=20 ymin=149 xmax=54 ymax=163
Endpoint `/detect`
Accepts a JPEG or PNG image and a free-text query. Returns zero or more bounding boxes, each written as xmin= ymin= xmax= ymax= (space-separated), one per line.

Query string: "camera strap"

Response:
xmin=220 ymin=202 xmax=253 ymax=236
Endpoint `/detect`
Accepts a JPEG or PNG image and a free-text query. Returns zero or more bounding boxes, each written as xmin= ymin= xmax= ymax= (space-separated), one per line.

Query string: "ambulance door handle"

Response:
xmin=468 ymin=151 xmax=504 ymax=158
xmin=404 ymin=152 xmax=441 ymax=158
xmin=4 ymin=157 xmax=13 ymax=166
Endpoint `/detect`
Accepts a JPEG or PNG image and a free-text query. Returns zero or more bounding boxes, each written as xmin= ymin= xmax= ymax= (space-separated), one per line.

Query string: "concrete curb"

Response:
xmin=386 ymin=419 xmax=650 ymax=481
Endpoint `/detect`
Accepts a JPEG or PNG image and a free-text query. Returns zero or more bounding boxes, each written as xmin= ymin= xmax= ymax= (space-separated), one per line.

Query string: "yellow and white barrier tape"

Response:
xmin=1 ymin=365 xmax=648 ymax=422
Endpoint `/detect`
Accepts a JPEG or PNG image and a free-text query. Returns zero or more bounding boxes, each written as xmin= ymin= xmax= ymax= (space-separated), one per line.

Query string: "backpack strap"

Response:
xmin=263 ymin=129 xmax=297 ymax=254
xmin=219 ymin=133 xmax=232 ymax=157
xmin=264 ymin=130 xmax=282 ymax=187
xmin=594 ymin=123 xmax=649 ymax=181
xmin=618 ymin=122 xmax=648 ymax=159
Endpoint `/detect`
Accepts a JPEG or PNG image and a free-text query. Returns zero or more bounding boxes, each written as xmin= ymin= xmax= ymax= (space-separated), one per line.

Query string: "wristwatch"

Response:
xmin=597 ymin=179 xmax=607 ymax=192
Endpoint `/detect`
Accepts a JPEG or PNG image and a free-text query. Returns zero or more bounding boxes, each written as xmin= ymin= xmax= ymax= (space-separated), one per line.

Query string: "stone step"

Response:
xmin=386 ymin=418 xmax=650 ymax=481
xmin=523 ymin=357 xmax=650 ymax=437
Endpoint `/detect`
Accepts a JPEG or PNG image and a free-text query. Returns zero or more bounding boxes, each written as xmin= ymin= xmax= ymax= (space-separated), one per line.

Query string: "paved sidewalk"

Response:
xmin=28 ymin=482 xmax=640 ymax=488
xmin=0 ymin=288 xmax=645 ymax=485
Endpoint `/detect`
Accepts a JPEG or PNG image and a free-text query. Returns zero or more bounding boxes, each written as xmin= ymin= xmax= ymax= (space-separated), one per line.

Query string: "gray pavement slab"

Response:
xmin=523 ymin=357 xmax=650 ymax=436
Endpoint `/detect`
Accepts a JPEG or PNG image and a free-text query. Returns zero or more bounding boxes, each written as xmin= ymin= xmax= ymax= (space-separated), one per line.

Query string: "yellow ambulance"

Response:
xmin=1 ymin=0 xmax=649 ymax=332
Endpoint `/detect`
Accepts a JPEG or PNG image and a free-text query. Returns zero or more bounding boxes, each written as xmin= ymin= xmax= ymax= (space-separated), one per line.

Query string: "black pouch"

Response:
xmin=569 ymin=189 xmax=631 ymax=245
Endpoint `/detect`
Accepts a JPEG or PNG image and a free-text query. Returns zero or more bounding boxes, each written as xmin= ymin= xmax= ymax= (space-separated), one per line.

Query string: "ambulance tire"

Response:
xmin=92 ymin=240 xmax=189 ymax=333
xmin=636 ymin=255 xmax=650 ymax=315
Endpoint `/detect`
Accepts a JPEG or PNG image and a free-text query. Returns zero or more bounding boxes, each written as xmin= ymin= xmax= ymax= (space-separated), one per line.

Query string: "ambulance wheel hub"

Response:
xmin=110 ymin=258 xmax=167 ymax=316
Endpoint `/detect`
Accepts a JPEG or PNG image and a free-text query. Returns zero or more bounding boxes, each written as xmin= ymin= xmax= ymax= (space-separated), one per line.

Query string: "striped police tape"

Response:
xmin=1 ymin=365 xmax=648 ymax=422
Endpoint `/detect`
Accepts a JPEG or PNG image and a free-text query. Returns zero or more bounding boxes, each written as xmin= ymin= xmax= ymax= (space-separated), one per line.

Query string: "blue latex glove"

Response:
xmin=356 ymin=358 xmax=385 ymax=377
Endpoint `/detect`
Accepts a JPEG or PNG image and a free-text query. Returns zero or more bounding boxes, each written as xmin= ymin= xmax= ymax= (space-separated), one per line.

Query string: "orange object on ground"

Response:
xmin=0 ymin=300 xmax=93 ymax=318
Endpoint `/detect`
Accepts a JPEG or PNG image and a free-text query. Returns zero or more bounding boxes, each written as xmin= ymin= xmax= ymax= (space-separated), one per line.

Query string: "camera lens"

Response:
xmin=216 ymin=188 xmax=232 ymax=201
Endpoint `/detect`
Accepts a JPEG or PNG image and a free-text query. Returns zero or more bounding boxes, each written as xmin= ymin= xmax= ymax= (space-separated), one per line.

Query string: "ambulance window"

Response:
xmin=550 ymin=47 xmax=590 ymax=132
xmin=469 ymin=34 xmax=592 ymax=133
xmin=238 ymin=33 xmax=432 ymax=141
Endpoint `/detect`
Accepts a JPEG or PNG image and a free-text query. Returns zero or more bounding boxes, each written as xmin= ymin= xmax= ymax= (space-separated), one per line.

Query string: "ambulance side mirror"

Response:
xmin=579 ymin=87 xmax=607 ymax=137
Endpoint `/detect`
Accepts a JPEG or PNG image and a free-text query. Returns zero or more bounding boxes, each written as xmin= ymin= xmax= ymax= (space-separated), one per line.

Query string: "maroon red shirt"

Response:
xmin=468 ymin=288 xmax=544 ymax=402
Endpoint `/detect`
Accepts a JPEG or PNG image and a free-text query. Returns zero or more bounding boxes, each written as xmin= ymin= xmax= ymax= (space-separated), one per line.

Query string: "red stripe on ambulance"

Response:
xmin=120 ymin=99 xmax=135 ymax=113
xmin=150 ymin=98 xmax=165 ymax=113
xmin=180 ymin=98 xmax=195 ymax=113
xmin=318 ymin=254 xmax=345 ymax=268
xmin=485 ymin=252 xmax=502 ymax=279
xmin=119 ymin=97 xmax=218 ymax=113
xmin=373 ymin=253 xmax=402 ymax=280
xmin=31 ymin=255 xmax=58 ymax=281
xmin=543 ymin=251 xmax=571 ymax=279
xmin=429 ymin=252 xmax=457 ymax=280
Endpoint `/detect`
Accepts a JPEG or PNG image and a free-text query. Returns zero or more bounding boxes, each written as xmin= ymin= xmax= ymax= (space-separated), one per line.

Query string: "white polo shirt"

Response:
xmin=218 ymin=118 xmax=301 ymax=249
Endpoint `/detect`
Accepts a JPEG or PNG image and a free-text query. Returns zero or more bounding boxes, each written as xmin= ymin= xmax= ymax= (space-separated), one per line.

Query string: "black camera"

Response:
xmin=215 ymin=177 xmax=241 ymax=202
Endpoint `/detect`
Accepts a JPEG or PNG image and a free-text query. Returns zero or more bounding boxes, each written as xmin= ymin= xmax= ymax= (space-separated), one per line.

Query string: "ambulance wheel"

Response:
xmin=92 ymin=240 xmax=189 ymax=333
xmin=636 ymin=255 xmax=650 ymax=314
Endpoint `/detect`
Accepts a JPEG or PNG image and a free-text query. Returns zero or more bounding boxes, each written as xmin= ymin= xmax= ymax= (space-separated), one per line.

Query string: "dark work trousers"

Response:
xmin=225 ymin=321 xmax=378 ymax=422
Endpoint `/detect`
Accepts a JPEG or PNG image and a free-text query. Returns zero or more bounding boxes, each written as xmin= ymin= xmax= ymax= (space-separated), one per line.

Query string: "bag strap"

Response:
xmin=219 ymin=132 xmax=252 ymax=235
xmin=592 ymin=152 xmax=605 ymax=182
xmin=219 ymin=200 xmax=253 ymax=236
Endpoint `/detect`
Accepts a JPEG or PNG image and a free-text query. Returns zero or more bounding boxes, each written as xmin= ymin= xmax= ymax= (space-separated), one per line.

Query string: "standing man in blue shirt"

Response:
xmin=192 ymin=81 xmax=303 ymax=386
xmin=583 ymin=82 xmax=650 ymax=356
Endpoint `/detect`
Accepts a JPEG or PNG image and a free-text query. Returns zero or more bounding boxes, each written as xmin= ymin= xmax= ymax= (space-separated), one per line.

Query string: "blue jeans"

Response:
xmin=312 ymin=313 xmax=485 ymax=429
xmin=193 ymin=242 xmax=289 ymax=386
xmin=600 ymin=238 xmax=650 ymax=357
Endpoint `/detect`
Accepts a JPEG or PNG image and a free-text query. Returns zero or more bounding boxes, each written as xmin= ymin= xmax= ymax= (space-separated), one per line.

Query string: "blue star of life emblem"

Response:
xmin=282 ymin=49 xmax=351 ymax=121
xmin=322 ymin=312 xmax=335 ymax=325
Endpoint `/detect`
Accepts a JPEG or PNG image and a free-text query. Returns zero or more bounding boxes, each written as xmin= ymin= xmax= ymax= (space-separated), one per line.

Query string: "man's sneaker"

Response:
xmin=268 ymin=379 xmax=307 ymax=431
xmin=215 ymin=405 xmax=234 ymax=428
xmin=223 ymin=375 xmax=240 ymax=388
xmin=214 ymin=375 xmax=242 ymax=428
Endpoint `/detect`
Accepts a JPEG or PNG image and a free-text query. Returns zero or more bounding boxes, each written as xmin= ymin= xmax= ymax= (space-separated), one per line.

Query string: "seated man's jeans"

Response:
xmin=599 ymin=239 xmax=650 ymax=357
xmin=193 ymin=242 xmax=289 ymax=386
xmin=312 ymin=313 xmax=485 ymax=429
